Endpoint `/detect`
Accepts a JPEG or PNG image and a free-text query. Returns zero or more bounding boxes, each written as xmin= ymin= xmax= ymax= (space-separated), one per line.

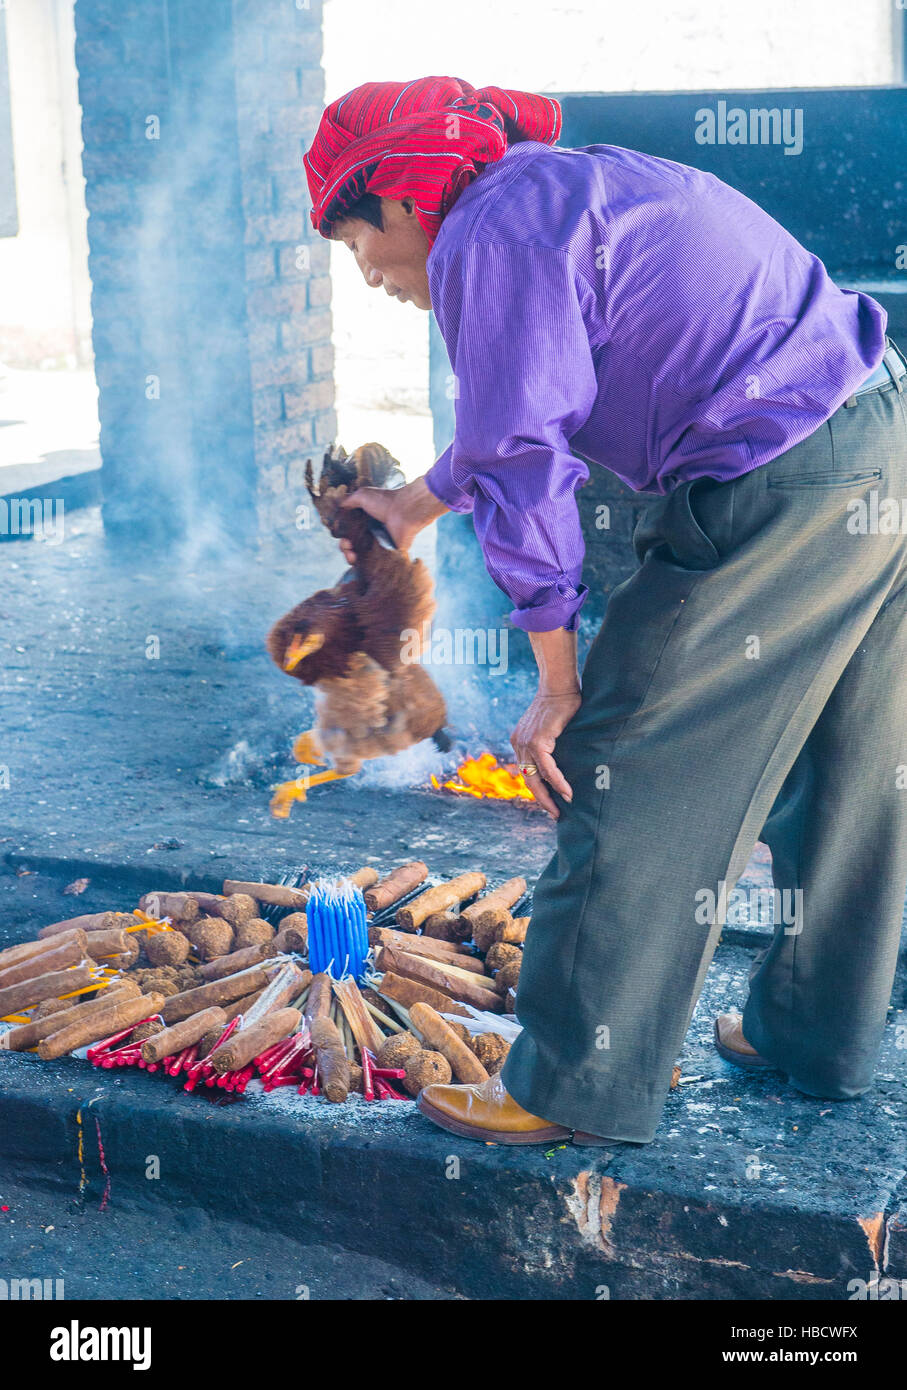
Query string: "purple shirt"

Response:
xmin=424 ymin=141 xmax=887 ymax=632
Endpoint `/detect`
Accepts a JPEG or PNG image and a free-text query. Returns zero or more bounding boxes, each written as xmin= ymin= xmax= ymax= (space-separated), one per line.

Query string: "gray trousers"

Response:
xmin=502 ymin=371 xmax=907 ymax=1143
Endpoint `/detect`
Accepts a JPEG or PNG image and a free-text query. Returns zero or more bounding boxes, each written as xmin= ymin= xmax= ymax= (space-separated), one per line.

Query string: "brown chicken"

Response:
xmin=266 ymin=442 xmax=447 ymax=816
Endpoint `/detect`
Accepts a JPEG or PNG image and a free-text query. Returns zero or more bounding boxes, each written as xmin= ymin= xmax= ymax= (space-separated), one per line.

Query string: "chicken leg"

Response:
xmin=270 ymin=769 xmax=353 ymax=818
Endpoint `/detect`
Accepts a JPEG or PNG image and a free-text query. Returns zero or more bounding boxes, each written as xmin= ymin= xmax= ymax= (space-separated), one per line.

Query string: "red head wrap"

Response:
xmin=304 ymin=76 xmax=561 ymax=246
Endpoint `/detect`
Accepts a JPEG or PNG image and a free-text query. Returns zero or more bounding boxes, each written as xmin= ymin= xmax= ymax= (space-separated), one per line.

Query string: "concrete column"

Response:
xmin=428 ymin=311 xmax=637 ymax=633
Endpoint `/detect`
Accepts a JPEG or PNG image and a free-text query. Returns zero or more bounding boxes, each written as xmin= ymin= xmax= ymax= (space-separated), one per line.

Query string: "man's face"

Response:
xmin=334 ymin=197 xmax=432 ymax=310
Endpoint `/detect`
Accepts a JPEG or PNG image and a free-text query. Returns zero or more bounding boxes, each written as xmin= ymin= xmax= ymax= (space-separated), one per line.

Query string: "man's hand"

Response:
xmin=339 ymin=474 xmax=449 ymax=563
xmin=511 ymin=688 xmax=581 ymax=819
xmin=512 ymin=627 xmax=581 ymax=819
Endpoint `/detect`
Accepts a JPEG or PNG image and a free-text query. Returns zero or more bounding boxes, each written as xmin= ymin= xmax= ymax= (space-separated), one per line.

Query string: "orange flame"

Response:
xmin=432 ymin=753 xmax=537 ymax=803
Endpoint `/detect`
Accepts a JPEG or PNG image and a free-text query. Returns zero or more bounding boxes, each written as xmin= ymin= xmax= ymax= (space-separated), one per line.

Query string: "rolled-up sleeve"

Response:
xmin=427 ymin=239 xmax=598 ymax=632
xmin=425 ymin=442 xmax=475 ymax=514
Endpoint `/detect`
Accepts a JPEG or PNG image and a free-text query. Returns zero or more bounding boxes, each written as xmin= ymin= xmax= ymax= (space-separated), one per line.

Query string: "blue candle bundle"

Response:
xmin=305 ymin=878 xmax=369 ymax=980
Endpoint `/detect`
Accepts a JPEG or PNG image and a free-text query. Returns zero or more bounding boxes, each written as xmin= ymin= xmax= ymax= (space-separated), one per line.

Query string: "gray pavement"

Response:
xmin=1 ymin=505 xmax=905 ymax=1299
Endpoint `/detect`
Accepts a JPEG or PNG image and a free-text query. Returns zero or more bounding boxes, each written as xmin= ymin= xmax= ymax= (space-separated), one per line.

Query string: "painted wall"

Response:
xmin=0 ymin=0 xmax=92 ymax=366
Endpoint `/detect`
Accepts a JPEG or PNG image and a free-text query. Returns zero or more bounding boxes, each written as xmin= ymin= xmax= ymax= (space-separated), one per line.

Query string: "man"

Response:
xmin=304 ymin=76 xmax=907 ymax=1145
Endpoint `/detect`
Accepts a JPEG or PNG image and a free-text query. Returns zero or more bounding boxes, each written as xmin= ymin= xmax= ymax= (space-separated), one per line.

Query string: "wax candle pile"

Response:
xmin=306 ymin=880 xmax=369 ymax=979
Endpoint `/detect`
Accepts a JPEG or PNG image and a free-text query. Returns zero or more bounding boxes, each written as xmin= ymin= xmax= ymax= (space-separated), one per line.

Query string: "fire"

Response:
xmin=432 ymin=752 xmax=537 ymax=803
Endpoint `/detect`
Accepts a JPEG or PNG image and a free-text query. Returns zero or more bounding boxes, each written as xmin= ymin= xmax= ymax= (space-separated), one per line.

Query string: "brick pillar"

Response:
xmin=74 ymin=0 xmax=334 ymax=541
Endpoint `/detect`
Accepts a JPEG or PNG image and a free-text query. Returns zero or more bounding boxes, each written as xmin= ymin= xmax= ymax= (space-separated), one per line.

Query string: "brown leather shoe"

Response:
xmin=417 ymin=1073 xmax=609 ymax=1146
xmin=714 ymin=1012 xmax=774 ymax=1070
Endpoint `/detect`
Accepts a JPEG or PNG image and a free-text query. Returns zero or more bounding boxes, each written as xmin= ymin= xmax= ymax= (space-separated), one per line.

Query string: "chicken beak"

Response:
xmin=284 ymin=631 xmax=325 ymax=671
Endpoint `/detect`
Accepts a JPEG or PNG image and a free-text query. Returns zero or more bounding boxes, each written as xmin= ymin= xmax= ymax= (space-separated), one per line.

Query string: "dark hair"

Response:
xmin=340 ymin=190 xmax=384 ymax=231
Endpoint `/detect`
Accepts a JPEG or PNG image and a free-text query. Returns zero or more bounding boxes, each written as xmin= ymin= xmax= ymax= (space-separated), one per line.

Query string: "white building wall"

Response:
xmin=0 ymin=0 xmax=91 ymax=366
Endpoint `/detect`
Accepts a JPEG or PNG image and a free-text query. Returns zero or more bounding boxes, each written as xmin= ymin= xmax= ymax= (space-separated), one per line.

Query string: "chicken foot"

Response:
xmin=292 ymin=729 xmax=326 ymax=766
